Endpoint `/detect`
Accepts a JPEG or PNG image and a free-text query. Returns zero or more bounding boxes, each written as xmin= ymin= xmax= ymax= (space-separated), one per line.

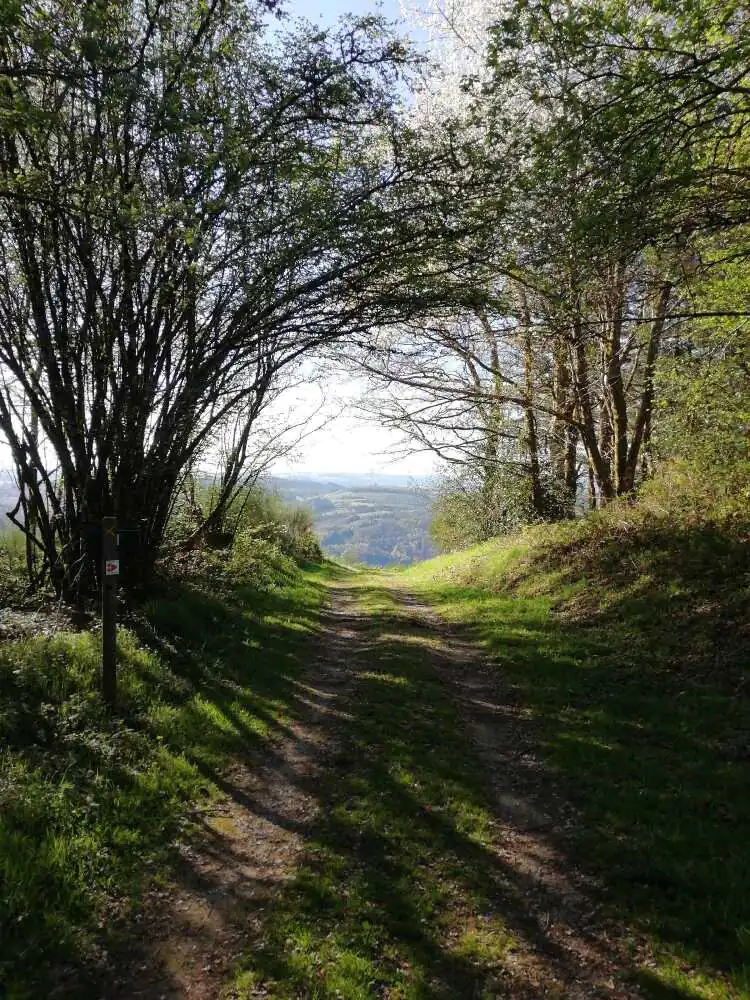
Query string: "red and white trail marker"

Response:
xmin=105 ymin=559 xmax=120 ymax=577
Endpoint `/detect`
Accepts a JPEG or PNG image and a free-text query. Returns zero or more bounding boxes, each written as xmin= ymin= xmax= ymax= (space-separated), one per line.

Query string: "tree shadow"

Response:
xmin=634 ymin=971 xmax=711 ymax=1000
xmin=227 ymin=583 xmax=650 ymax=998
xmin=6 ymin=542 xmax=747 ymax=999
xmin=0 ymin=568 xmax=329 ymax=999
xmin=413 ymin=522 xmax=750 ymax=996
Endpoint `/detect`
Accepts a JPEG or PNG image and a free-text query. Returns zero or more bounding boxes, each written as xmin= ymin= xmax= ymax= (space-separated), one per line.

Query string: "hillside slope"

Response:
xmin=402 ymin=504 xmax=750 ymax=999
xmin=270 ymin=475 xmax=435 ymax=567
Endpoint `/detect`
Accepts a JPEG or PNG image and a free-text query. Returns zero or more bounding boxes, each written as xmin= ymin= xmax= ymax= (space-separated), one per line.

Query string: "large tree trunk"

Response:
xmin=519 ymin=292 xmax=545 ymax=518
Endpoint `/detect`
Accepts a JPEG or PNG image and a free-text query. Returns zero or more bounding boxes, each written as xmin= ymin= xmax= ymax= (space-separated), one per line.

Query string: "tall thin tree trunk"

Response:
xmin=519 ymin=291 xmax=545 ymax=518
xmin=588 ymin=462 xmax=597 ymax=510
xmin=604 ymin=262 xmax=630 ymax=494
xmin=573 ymin=316 xmax=616 ymax=502
xmin=550 ymin=337 xmax=570 ymax=485
xmin=565 ymin=424 xmax=579 ymax=511
xmin=621 ymin=281 xmax=672 ymax=494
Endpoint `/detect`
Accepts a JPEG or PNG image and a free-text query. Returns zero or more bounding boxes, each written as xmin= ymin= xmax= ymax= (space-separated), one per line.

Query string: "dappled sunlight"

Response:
xmin=3 ymin=549 xmax=745 ymax=999
xmin=374 ymin=629 xmax=443 ymax=649
xmin=359 ymin=670 xmax=412 ymax=686
xmin=403 ymin=526 xmax=750 ymax=1000
xmin=226 ymin=580 xmax=660 ymax=999
xmin=0 ymin=564 xmax=332 ymax=997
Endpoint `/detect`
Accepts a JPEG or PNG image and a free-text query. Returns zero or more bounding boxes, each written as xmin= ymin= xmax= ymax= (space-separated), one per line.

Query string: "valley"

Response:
xmin=270 ymin=473 xmax=436 ymax=567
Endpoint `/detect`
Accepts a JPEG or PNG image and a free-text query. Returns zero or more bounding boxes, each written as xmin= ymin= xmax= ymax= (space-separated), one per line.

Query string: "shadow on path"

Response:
xmin=225 ymin=581 xmax=655 ymax=1000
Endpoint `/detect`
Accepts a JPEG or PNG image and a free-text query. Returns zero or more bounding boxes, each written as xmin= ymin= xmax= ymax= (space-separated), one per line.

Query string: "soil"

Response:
xmin=65 ymin=583 xmax=651 ymax=999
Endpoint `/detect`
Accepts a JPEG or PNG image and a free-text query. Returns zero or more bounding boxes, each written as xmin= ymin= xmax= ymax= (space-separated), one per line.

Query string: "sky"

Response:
xmin=269 ymin=376 xmax=437 ymax=479
xmin=268 ymin=0 xmax=436 ymax=478
xmin=284 ymin=0 xmax=407 ymax=28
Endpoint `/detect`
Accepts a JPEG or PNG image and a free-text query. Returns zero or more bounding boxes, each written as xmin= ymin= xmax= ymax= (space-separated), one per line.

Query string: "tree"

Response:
xmin=0 ymin=0 xmax=483 ymax=598
xmin=350 ymin=299 xmax=573 ymax=520
xmin=393 ymin=0 xmax=749 ymax=517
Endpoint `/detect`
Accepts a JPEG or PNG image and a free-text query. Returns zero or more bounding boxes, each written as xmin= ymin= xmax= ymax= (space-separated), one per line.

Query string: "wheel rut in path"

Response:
xmin=62 ymin=582 xmax=650 ymax=999
xmin=63 ymin=588 xmax=368 ymax=1000
xmin=390 ymin=588 xmax=650 ymax=1000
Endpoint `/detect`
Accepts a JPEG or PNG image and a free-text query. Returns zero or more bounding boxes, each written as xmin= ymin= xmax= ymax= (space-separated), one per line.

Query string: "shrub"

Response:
xmin=168 ymin=479 xmax=323 ymax=565
xmin=430 ymin=465 xmax=541 ymax=552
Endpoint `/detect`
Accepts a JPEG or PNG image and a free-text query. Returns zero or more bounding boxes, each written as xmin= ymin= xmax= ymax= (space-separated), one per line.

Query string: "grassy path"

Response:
xmin=403 ymin=534 xmax=749 ymax=1000
xmin=93 ymin=580 xmax=363 ymax=999
xmin=6 ymin=557 xmax=741 ymax=999
xmin=222 ymin=574 xmax=648 ymax=1000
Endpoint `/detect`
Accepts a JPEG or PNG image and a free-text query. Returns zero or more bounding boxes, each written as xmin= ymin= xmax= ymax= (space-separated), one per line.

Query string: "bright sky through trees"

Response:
xmin=0 ymin=0 xmax=434 ymax=481
xmin=288 ymin=0 xmax=402 ymax=23
xmin=267 ymin=0 xmax=437 ymax=477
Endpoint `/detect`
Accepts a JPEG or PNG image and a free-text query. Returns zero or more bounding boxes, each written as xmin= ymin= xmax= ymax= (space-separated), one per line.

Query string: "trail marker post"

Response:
xmin=102 ymin=515 xmax=119 ymax=706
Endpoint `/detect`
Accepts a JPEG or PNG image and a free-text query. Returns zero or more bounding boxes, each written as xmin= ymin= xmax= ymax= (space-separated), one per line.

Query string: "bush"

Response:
xmin=161 ymin=537 xmax=298 ymax=594
xmin=653 ymin=241 xmax=750 ymax=520
xmin=430 ymin=465 xmax=540 ymax=552
xmin=168 ymin=479 xmax=323 ymax=565
xmin=232 ymin=512 xmax=322 ymax=566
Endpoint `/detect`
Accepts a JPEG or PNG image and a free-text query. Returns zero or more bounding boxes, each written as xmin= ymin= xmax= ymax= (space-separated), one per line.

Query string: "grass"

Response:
xmin=2 ymin=494 xmax=748 ymax=1000
xmin=0 ymin=528 xmax=31 ymax=605
xmin=226 ymin=579 xmax=525 ymax=999
xmin=0 ymin=546 xmax=329 ymax=999
xmin=401 ymin=508 xmax=750 ymax=1000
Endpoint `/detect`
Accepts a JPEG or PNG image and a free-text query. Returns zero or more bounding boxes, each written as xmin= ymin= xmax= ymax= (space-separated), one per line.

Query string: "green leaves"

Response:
xmin=0 ymin=0 xmax=468 ymax=599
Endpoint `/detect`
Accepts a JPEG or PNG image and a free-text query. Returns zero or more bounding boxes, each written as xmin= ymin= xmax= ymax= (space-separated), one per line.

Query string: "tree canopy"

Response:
xmin=0 ymin=0 xmax=485 ymax=595
xmin=1 ymin=0 xmax=747 ymax=578
xmin=357 ymin=0 xmax=749 ymax=544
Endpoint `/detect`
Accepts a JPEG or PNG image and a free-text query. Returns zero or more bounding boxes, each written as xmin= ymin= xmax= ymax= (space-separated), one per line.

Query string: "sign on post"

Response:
xmin=101 ymin=516 xmax=118 ymax=706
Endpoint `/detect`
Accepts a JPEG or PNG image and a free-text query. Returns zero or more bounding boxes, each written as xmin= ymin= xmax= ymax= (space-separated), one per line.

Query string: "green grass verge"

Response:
xmin=0 ymin=550 xmax=331 ymax=999
xmin=227 ymin=579 xmax=526 ymax=1000
xmin=402 ymin=513 xmax=750 ymax=1000
xmin=0 ymin=528 xmax=33 ymax=607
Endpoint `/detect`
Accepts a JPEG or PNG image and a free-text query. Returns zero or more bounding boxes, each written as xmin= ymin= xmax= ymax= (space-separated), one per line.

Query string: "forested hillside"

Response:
xmin=271 ymin=475 xmax=435 ymax=566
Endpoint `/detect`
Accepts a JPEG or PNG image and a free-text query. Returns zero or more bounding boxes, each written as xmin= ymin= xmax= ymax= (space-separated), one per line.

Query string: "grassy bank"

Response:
xmin=402 ymin=504 xmax=750 ymax=999
xmin=0 ymin=548 xmax=329 ymax=999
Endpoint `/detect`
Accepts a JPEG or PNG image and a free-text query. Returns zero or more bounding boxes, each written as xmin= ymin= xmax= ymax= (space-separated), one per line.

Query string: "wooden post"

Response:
xmin=102 ymin=515 xmax=118 ymax=706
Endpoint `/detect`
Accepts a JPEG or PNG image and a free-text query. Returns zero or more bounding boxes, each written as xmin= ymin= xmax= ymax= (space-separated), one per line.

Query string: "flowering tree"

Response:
xmin=372 ymin=0 xmax=750 ymax=534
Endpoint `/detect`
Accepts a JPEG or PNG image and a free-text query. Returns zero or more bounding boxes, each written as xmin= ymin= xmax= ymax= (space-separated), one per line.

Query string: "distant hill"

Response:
xmin=275 ymin=472 xmax=434 ymax=490
xmin=269 ymin=474 xmax=436 ymax=567
xmin=0 ymin=470 xmax=437 ymax=567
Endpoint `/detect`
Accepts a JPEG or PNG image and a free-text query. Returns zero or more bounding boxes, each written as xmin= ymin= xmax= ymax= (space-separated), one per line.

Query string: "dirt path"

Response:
xmin=78 ymin=581 xmax=647 ymax=999
xmin=71 ymin=588 xmax=367 ymax=1000
xmin=392 ymin=589 xmax=648 ymax=1000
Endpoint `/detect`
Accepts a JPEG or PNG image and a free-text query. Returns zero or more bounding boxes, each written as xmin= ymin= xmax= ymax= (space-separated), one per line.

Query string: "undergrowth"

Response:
xmin=0 ymin=545 xmax=326 ymax=999
xmin=0 ymin=529 xmax=34 ymax=608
